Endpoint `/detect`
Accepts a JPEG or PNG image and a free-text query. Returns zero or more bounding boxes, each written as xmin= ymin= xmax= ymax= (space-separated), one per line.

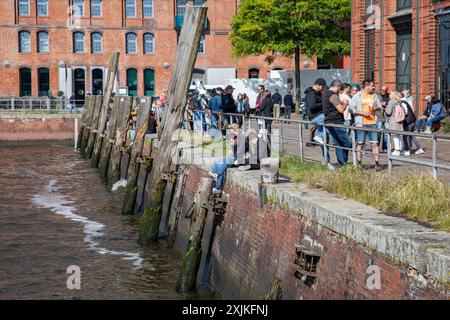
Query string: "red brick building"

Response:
xmin=351 ymin=0 xmax=450 ymax=113
xmin=0 ymin=0 xmax=320 ymax=101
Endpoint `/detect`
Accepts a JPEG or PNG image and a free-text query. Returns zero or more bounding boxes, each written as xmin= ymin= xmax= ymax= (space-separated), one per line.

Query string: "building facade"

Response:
xmin=0 ymin=0 xmax=320 ymax=100
xmin=352 ymin=0 xmax=450 ymax=114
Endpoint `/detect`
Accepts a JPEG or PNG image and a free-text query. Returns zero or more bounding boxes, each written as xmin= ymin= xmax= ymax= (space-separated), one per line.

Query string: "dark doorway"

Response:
xmin=38 ymin=67 xmax=50 ymax=97
xmin=92 ymin=68 xmax=104 ymax=95
xmin=127 ymin=68 xmax=138 ymax=97
xmin=19 ymin=67 xmax=32 ymax=97
xmin=396 ymin=30 xmax=412 ymax=92
xmin=73 ymin=68 xmax=86 ymax=107
xmin=438 ymin=13 xmax=450 ymax=111
xmin=144 ymin=68 xmax=155 ymax=96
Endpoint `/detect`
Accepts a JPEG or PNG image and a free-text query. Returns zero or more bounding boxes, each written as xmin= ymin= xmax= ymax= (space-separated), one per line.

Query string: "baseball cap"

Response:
xmin=225 ymin=85 xmax=234 ymax=91
xmin=314 ymin=78 xmax=327 ymax=87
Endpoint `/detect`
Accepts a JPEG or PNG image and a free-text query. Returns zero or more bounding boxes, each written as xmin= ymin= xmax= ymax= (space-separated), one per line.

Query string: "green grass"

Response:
xmin=280 ymin=156 xmax=450 ymax=231
xmin=441 ymin=118 xmax=450 ymax=134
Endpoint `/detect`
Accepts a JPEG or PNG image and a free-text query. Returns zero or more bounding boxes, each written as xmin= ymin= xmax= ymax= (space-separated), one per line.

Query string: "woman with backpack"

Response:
xmin=400 ymin=92 xmax=424 ymax=155
xmin=385 ymin=91 xmax=404 ymax=156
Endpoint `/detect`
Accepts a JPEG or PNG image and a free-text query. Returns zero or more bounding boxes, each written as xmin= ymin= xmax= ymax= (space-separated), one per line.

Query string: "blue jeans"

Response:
xmin=211 ymin=156 xmax=235 ymax=190
xmin=327 ymin=126 xmax=352 ymax=166
xmin=377 ymin=121 xmax=387 ymax=151
xmin=210 ymin=113 xmax=220 ymax=138
xmin=356 ymin=124 xmax=379 ymax=144
xmin=427 ymin=114 xmax=446 ymax=127
xmin=311 ymin=113 xmax=325 ymax=139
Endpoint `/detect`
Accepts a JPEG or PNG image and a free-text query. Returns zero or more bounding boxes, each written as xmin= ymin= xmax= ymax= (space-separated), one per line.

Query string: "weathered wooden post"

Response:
xmin=91 ymin=52 xmax=120 ymax=168
xmin=107 ymin=96 xmax=133 ymax=190
xmin=175 ymin=177 xmax=214 ymax=292
xmin=98 ymin=96 xmax=120 ymax=181
xmin=138 ymin=5 xmax=208 ymax=244
xmin=121 ymin=97 xmax=151 ymax=215
xmin=78 ymin=96 xmax=95 ymax=153
xmin=84 ymin=95 xmax=103 ymax=159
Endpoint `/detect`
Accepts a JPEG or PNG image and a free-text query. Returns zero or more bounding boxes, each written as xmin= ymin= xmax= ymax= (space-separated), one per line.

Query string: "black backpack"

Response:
xmin=401 ymin=100 xmax=416 ymax=125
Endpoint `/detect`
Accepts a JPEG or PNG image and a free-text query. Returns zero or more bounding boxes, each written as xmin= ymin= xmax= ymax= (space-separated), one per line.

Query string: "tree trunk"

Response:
xmin=294 ymin=46 xmax=301 ymax=115
xmin=138 ymin=6 xmax=208 ymax=244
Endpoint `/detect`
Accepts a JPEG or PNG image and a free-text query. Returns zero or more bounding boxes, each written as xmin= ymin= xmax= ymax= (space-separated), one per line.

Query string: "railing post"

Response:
xmin=200 ymin=111 xmax=204 ymax=135
xmin=323 ymin=123 xmax=328 ymax=164
xmin=29 ymin=97 xmax=32 ymax=109
xmin=47 ymin=97 xmax=51 ymax=110
xmin=387 ymin=131 xmax=392 ymax=175
xmin=432 ymin=134 xmax=437 ymax=179
xmin=11 ymin=98 xmax=15 ymax=110
xmin=299 ymin=122 xmax=304 ymax=162
xmin=351 ymin=128 xmax=357 ymax=166
xmin=74 ymin=117 xmax=79 ymax=149
xmin=280 ymin=119 xmax=284 ymax=155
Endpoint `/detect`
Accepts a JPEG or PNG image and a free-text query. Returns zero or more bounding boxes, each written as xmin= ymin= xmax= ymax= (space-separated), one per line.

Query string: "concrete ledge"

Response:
xmin=184 ymin=151 xmax=450 ymax=283
xmin=0 ymin=111 xmax=82 ymax=119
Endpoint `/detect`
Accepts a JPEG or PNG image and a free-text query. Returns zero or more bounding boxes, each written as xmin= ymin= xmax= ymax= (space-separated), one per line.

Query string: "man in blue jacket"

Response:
xmin=424 ymin=97 xmax=447 ymax=133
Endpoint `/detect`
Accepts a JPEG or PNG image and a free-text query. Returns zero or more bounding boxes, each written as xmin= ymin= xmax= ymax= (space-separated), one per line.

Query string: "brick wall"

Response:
xmin=0 ymin=0 xmax=317 ymax=98
xmin=177 ymin=165 xmax=449 ymax=300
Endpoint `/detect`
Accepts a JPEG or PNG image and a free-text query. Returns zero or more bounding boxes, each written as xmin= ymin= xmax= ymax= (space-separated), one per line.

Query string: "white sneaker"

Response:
xmin=208 ymin=171 xmax=218 ymax=180
xmin=326 ymin=163 xmax=336 ymax=171
xmin=313 ymin=135 xmax=324 ymax=145
xmin=415 ymin=148 xmax=425 ymax=155
xmin=402 ymin=151 xmax=411 ymax=156
xmin=212 ymin=188 xmax=222 ymax=195
xmin=391 ymin=150 xmax=401 ymax=156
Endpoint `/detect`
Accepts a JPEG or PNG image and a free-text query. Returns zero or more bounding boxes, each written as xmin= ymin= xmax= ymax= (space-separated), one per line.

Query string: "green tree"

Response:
xmin=231 ymin=0 xmax=351 ymax=110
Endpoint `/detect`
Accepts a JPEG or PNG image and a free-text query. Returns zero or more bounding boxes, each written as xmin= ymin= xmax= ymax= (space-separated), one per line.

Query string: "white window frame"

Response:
xmin=91 ymin=32 xmax=103 ymax=53
xmin=143 ymin=33 xmax=154 ymax=54
xmin=19 ymin=30 xmax=31 ymax=53
xmin=18 ymin=0 xmax=30 ymax=16
xmin=90 ymin=0 xmax=102 ymax=17
xmin=37 ymin=0 xmax=48 ymax=16
xmin=126 ymin=33 xmax=137 ymax=54
xmin=37 ymin=31 xmax=49 ymax=53
xmin=142 ymin=0 xmax=154 ymax=18
xmin=125 ymin=0 xmax=136 ymax=18
xmin=73 ymin=0 xmax=84 ymax=17
xmin=73 ymin=32 xmax=85 ymax=53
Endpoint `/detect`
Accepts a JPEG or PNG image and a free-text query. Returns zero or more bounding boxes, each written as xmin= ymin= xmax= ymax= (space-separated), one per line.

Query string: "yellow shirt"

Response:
xmin=361 ymin=92 xmax=376 ymax=125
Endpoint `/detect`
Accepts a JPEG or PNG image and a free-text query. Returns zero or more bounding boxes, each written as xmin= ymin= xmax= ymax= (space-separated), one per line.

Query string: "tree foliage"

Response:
xmin=231 ymin=0 xmax=351 ymax=62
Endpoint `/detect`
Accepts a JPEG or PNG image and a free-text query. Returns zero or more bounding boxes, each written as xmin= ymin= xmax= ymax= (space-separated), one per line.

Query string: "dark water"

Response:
xmin=0 ymin=142 xmax=213 ymax=299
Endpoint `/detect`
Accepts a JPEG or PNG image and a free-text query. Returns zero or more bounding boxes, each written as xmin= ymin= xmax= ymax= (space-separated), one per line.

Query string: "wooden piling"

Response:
xmin=121 ymin=97 xmax=151 ymax=215
xmin=84 ymin=95 xmax=103 ymax=159
xmin=77 ymin=96 xmax=94 ymax=150
xmin=91 ymin=52 xmax=120 ymax=168
xmin=79 ymin=96 xmax=95 ymax=157
xmin=98 ymin=96 xmax=120 ymax=182
xmin=107 ymin=96 xmax=133 ymax=190
xmin=175 ymin=177 xmax=214 ymax=292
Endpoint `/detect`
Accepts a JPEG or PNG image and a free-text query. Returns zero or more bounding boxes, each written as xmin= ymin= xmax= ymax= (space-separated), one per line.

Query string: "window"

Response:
xmin=143 ymin=0 xmax=153 ymax=18
xmin=91 ymin=0 xmax=102 ymax=17
xmin=91 ymin=32 xmax=102 ymax=53
xmin=92 ymin=69 xmax=104 ymax=95
xmin=126 ymin=32 xmax=137 ymax=53
xmin=397 ymin=0 xmax=412 ymax=11
xmin=37 ymin=0 xmax=48 ymax=16
xmin=364 ymin=28 xmax=375 ymax=81
xmin=193 ymin=0 xmax=204 ymax=6
xmin=19 ymin=67 xmax=32 ymax=96
xmin=73 ymin=32 xmax=85 ymax=53
xmin=248 ymin=68 xmax=260 ymax=79
xmin=19 ymin=31 xmax=31 ymax=53
xmin=125 ymin=0 xmax=136 ymax=17
xmin=18 ymin=0 xmax=30 ymax=16
xmin=176 ymin=0 xmax=186 ymax=16
xmin=73 ymin=0 xmax=84 ymax=16
xmin=197 ymin=34 xmax=205 ymax=54
xmin=38 ymin=67 xmax=50 ymax=97
xmin=127 ymin=68 xmax=138 ymax=96
xmin=144 ymin=69 xmax=155 ymax=96
xmin=143 ymin=33 xmax=154 ymax=54
xmin=364 ymin=0 xmax=374 ymax=14
xmin=438 ymin=13 xmax=450 ymax=111
xmin=37 ymin=31 xmax=49 ymax=53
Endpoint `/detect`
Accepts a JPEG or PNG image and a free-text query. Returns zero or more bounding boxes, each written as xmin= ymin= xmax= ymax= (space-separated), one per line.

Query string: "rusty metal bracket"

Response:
xmin=108 ymin=138 xmax=115 ymax=144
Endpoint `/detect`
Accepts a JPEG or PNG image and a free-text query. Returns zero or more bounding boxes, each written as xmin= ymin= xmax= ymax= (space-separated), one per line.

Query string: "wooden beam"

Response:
xmin=84 ymin=95 xmax=103 ymax=159
xmin=79 ymin=96 xmax=95 ymax=157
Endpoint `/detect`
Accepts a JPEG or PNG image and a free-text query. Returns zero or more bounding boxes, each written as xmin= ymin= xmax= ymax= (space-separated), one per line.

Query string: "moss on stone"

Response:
xmin=121 ymin=185 xmax=137 ymax=215
xmin=138 ymin=204 xmax=162 ymax=244
xmin=175 ymin=244 xmax=201 ymax=292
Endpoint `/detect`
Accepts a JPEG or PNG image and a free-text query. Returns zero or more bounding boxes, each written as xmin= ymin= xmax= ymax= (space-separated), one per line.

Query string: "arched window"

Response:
xmin=126 ymin=32 xmax=137 ymax=54
xmin=91 ymin=32 xmax=102 ymax=53
xmin=144 ymin=68 xmax=155 ymax=96
xmin=248 ymin=68 xmax=260 ymax=79
xmin=90 ymin=0 xmax=102 ymax=17
xmin=142 ymin=0 xmax=153 ymax=18
xmin=37 ymin=0 xmax=48 ymax=16
xmin=38 ymin=67 xmax=50 ymax=97
xmin=19 ymin=67 xmax=32 ymax=96
xmin=176 ymin=0 xmax=187 ymax=16
xmin=127 ymin=68 xmax=138 ymax=96
xmin=19 ymin=31 xmax=31 ymax=53
xmin=73 ymin=32 xmax=85 ymax=53
xmin=143 ymin=33 xmax=154 ymax=54
xmin=92 ymin=68 xmax=104 ymax=95
xmin=37 ymin=31 xmax=49 ymax=53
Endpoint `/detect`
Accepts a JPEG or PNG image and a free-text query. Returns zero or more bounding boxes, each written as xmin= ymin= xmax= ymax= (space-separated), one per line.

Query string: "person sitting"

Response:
xmin=424 ymin=97 xmax=447 ymax=133
xmin=237 ymin=131 xmax=269 ymax=171
xmin=415 ymin=95 xmax=432 ymax=132
xmin=209 ymin=133 xmax=239 ymax=195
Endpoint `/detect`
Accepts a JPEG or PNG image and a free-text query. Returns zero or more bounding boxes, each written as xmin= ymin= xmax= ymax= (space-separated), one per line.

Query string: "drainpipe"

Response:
xmin=415 ymin=0 xmax=420 ymax=114
xmin=379 ymin=0 xmax=383 ymax=87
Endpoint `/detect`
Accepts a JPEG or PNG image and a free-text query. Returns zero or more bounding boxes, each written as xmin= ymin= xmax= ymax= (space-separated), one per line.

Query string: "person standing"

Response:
xmin=243 ymin=93 xmax=251 ymax=120
xmin=222 ymin=85 xmax=237 ymax=127
xmin=305 ymin=78 xmax=327 ymax=145
xmin=349 ymin=80 xmax=383 ymax=169
xmin=255 ymin=84 xmax=265 ymax=129
xmin=378 ymin=86 xmax=390 ymax=153
xmin=271 ymin=89 xmax=282 ymax=123
xmin=209 ymin=87 xmax=223 ymax=138
xmin=257 ymin=90 xmax=273 ymax=134
xmin=339 ymin=83 xmax=352 ymax=132
xmin=384 ymin=91 xmax=405 ymax=156
xmin=283 ymin=91 xmax=294 ymax=119
xmin=322 ymin=79 xmax=352 ymax=168
xmin=400 ymin=92 xmax=424 ymax=155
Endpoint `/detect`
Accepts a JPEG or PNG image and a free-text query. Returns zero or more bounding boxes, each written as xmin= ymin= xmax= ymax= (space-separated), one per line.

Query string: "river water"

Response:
xmin=0 ymin=142 xmax=212 ymax=299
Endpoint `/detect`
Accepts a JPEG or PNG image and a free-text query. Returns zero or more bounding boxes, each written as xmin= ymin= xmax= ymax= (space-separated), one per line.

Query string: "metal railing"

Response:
xmin=177 ymin=109 xmax=450 ymax=181
xmin=0 ymin=97 xmax=86 ymax=111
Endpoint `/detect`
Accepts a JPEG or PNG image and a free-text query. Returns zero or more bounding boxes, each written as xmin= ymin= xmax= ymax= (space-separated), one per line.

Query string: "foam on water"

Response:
xmin=111 ymin=179 xmax=128 ymax=192
xmin=32 ymin=180 xmax=144 ymax=269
